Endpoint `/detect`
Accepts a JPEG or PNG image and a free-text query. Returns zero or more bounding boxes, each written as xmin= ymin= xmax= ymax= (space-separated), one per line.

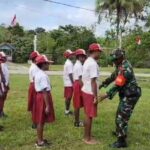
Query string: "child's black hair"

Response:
xmin=37 ymin=62 xmax=47 ymax=69
xmin=76 ymin=55 xmax=80 ymax=60
xmin=31 ymin=58 xmax=36 ymax=62
xmin=89 ymin=51 xmax=95 ymax=55
xmin=37 ymin=63 xmax=43 ymax=69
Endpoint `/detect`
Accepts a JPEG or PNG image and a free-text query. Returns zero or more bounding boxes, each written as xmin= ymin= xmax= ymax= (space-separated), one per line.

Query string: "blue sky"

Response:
xmin=0 ymin=0 xmax=111 ymax=36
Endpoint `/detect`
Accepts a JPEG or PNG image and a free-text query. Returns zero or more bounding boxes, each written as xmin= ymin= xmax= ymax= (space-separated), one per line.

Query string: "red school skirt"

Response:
xmin=0 ymin=97 xmax=5 ymax=112
xmin=73 ymin=80 xmax=83 ymax=109
xmin=32 ymin=91 xmax=55 ymax=124
xmin=28 ymin=82 xmax=36 ymax=112
xmin=0 ymin=89 xmax=8 ymax=112
xmin=64 ymin=87 xmax=73 ymax=100
xmin=82 ymin=91 xmax=97 ymax=118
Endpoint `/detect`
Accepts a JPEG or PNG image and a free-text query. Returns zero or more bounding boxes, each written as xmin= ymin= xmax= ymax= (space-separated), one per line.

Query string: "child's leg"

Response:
xmin=37 ymin=123 xmax=44 ymax=143
xmin=0 ymin=100 xmax=4 ymax=115
xmin=65 ymin=99 xmax=71 ymax=111
xmin=84 ymin=115 xmax=92 ymax=141
xmin=74 ymin=108 xmax=80 ymax=123
xmin=83 ymin=115 xmax=98 ymax=144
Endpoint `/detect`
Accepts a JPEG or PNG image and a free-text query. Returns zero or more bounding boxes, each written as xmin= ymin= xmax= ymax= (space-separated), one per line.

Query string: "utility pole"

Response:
xmin=119 ymin=31 xmax=122 ymax=49
xmin=33 ymin=34 xmax=37 ymax=51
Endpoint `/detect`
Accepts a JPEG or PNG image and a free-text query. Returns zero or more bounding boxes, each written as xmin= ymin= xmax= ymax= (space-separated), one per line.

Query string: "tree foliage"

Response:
xmin=95 ymin=0 xmax=149 ymax=47
xmin=0 ymin=24 xmax=96 ymax=64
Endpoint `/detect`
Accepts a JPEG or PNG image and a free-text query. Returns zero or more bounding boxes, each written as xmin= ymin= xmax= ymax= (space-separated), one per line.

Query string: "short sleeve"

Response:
xmin=40 ymin=75 xmax=49 ymax=90
xmin=89 ymin=63 xmax=98 ymax=79
xmin=67 ymin=64 xmax=73 ymax=74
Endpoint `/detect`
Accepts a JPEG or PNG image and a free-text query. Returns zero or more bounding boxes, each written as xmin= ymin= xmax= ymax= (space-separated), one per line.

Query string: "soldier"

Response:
xmin=99 ymin=49 xmax=141 ymax=148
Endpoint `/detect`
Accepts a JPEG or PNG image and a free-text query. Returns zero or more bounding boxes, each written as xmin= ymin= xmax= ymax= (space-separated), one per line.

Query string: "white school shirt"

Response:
xmin=63 ymin=59 xmax=73 ymax=87
xmin=73 ymin=60 xmax=83 ymax=81
xmin=29 ymin=63 xmax=39 ymax=83
xmin=34 ymin=69 xmax=51 ymax=92
xmin=1 ymin=63 xmax=9 ymax=86
xmin=82 ymin=57 xmax=100 ymax=95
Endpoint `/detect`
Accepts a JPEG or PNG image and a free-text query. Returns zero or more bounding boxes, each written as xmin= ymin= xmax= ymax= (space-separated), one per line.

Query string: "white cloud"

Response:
xmin=0 ymin=0 xmax=110 ymax=36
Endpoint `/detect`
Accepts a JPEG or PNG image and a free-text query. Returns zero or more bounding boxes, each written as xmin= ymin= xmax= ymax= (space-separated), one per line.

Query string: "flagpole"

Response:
xmin=33 ymin=34 xmax=37 ymax=51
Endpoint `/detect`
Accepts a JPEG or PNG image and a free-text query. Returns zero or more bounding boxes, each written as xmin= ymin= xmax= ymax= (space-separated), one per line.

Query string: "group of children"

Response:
xmin=0 ymin=52 xmax=9 ymax=131
xmin=0 ymin=44 xmax=140 ymax=148
xmin=63 ymin=43 xmax=103 ymax=145
xmin=28 ymin=43 xmax=102 ymax=148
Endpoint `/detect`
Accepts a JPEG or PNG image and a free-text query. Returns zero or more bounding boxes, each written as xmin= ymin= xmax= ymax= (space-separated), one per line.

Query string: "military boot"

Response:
xmin=110 ymin=137 xmax=127 ymax=148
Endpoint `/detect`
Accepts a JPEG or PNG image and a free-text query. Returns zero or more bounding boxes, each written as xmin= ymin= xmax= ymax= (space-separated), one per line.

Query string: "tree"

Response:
xmin=35 ymin=27 xmax=45 ymax=34
xmin=50 ymin=25 xmax=97 ymax=63
xmin=37 ymin=33 xmax=56 ymax=56
xmin=0 ymin=26 xmax=11 ymax=43
xmin=95 ymin=0 xmax=149 ymax=48
xmin=12 ymin=35 xmax=33 ymax=63
xmin=145 ymin=15 xmax=150 ymax=29
xmin=8 ymin=23 xmax=24 ymax=37
xmin=123 ymin=26 xmax=150 ymax=68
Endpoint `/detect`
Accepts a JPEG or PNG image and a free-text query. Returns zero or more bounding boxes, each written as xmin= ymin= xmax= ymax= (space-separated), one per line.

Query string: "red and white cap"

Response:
xmin=89 ymin=43 xmax=103 ymax=52
xmin=36 ymin=55 xmax=54 ymax=65
xmin=30 ymin=51 xmax=39 ymax=59
xmin=64 ymin=49 xmax=75 ymax=58
xmin=75 ymin=49 xmax=86 ymax=56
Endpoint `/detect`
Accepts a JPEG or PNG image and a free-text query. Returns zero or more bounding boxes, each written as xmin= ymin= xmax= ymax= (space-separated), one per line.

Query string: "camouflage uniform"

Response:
xmin=101 ymin=59 xmax=141 ymax=138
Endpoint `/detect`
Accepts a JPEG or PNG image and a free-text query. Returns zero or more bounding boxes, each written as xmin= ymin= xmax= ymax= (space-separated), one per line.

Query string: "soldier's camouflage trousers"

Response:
xmin=115 ymin=96 xmax=140 ymax=138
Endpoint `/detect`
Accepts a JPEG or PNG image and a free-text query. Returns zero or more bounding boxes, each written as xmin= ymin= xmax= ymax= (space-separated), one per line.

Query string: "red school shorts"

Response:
xmin=28 ymin=82 xmax=36 ymax=112
xmin=32 ymin=91 xmax=55 ymax=124
xmin=73 ymin=80 xmax=83 ymax=109
xmin=64 ymin=87 xmax=73 ymax=100
xmin=82 ymin=91 xmax=97 ymax=118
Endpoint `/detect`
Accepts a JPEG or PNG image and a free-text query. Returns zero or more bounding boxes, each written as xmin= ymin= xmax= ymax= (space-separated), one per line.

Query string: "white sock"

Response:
xmin=65 ymin=110 xmax=70 ymax=114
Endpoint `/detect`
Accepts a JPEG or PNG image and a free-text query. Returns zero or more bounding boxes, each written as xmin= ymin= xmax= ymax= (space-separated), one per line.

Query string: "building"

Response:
xmin=0 ymin=43 xmax=15 ymax=61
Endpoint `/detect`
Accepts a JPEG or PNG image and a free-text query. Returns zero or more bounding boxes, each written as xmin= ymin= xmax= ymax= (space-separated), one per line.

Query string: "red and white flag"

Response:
xmin=136 ymin=36 xmax=141 ymax=45
xmin=11 ymin=14 xmax=17 ymax=27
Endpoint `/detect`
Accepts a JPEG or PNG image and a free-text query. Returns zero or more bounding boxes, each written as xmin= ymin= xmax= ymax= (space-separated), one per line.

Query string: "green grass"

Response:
xmin=15 ymin=63 xmax=150 ymax=73
xmin=0 ymin=75 xmax=150 ymax=150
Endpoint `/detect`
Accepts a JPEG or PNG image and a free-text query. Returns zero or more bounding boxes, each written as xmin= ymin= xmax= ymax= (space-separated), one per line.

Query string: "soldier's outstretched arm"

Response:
xmin=105 ymin=64 xmax=132 ymax=99
xmin=99 ymin=70 xmax=117 ymax=89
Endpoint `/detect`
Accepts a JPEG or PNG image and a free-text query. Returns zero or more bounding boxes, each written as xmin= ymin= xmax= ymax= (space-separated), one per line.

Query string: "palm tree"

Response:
xmin=95 ymin=0 xmax=149 ymax=48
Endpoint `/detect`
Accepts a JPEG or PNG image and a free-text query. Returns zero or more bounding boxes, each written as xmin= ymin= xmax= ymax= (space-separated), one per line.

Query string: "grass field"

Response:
xmin=20 ymin=63 xmax=150 ymax=73
xmin=0 ymin=75 xmax=150 ymax=150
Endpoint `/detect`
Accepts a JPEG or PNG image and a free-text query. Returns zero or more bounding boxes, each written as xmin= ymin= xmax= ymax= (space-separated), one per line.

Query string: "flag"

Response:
xmin=11 ymin=14 xmax=17 ymax=27
xmin=136 ymin=36 xmax=141 ymax=45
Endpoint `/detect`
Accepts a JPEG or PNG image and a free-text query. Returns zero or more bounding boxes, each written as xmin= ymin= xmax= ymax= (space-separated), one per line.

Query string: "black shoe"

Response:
xmin=0 ymin=112 xmax=8 ymax=118
xmin=110 ymin=141 xmax=127 ymax=148
xmin=0 ymin=125 xmax=4 ymax=131
xmin=35 ymin=140 xmax=50 ymax=148
xmin=43 ymin=139 xmax=51 ymax=145
xmin=32 ymin=123 xmax=37 ymax=129
xmin=112 ymin=131 xmax=118 ymax=137
xmin=68 ymin=111 xmax=73 ymax=115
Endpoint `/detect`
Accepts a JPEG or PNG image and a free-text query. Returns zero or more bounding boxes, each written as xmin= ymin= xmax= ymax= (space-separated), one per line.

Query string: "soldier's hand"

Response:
xmin=99 ymin=84 xmax=103 ymax=90
xmin=93 ymin=97 xmax=98 ymax=105
xmin=98 ymin=94 xmax=108 ymax=103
